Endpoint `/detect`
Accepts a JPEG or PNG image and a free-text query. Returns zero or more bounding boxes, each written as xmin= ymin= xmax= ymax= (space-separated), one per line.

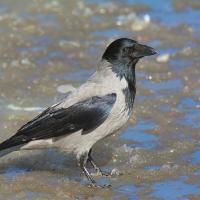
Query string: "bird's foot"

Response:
xmin=88 ymin=183 xmax=112 ymax=189
xmin=100 ymin=171 xmax=112 ymax=177
xmin=91 ymin=170 xmax=111 ymax=177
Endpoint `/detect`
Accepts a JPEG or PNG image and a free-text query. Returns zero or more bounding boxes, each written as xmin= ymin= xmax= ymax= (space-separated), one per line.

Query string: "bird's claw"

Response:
xmin=100 ymin=171 xmax=112 ymax=177
xmin=88 ymin=183 xmax=112 ymax=189
xmin=91 ymin=170 xmax=111 ymax=177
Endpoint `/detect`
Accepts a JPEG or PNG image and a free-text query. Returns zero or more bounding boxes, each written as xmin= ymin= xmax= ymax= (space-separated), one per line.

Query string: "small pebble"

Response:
xmin=57 ymin=84 xmax=76 ymax=94
xmin=21 ymin=58 xmax=31 ymax=65
xmin=111 ymin=168 xmax=122 ymax=176
xmin=156 ymin=54 xmax=170 ymax=63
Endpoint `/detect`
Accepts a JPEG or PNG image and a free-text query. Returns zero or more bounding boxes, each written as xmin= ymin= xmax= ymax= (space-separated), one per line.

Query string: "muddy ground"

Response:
xmin=0 ymin=0 xmax=200 ymax=199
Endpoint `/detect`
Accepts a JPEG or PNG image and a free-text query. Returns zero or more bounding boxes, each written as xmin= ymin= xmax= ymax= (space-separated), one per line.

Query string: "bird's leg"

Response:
xmin=88 ymin=149 xmax=111 ymax=177
xmin=88 ymin=149 xmax=102 ymax=175
xmin=78 ymin=152 xmax=111 ymax=188
xmin=78 ymin=152 xmax=97 ymax=187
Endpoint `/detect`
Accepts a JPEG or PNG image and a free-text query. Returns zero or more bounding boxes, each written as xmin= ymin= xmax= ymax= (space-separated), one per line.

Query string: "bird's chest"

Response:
xmin=115 ymin=76 xmax=136 ymax=114
xmin=112 ymin=90 xmax=132 ymax=123
xmin=89 ymin=71 xmax=135 ymax=139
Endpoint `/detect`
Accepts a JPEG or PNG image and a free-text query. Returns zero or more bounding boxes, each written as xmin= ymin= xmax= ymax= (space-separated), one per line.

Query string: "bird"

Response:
xmin=0 ymin=38 xmax=156 ymax=188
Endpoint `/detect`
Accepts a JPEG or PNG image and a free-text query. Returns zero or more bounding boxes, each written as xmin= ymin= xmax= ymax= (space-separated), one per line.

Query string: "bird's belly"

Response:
xmin=94 ymin=110 xmax=130 ymax=140
xmin=52 ymin=130 xmax=99 ymax=157
xmin=21 ymin=139 xmax=53 ymax=150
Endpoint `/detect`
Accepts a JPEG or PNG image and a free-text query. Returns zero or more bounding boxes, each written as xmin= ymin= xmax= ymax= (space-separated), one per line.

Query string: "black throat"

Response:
xmin=111 ymin=59 xmax=138 ymax=112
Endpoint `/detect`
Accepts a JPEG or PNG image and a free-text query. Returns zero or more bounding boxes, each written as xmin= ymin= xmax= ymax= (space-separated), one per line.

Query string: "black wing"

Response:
xmin=0 ymin=93 xmax=116 ymax=150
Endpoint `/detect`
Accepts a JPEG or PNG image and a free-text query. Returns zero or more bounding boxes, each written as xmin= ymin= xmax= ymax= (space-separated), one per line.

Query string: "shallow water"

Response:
xmin=0 ymin=0 xmax=199 ymax=199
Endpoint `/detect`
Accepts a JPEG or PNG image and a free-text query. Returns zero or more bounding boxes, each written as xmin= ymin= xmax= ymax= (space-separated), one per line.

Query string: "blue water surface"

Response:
xmin=191 ymin=148 xmax=200 ymax=165
xmin=92 ymin=28 xmax=130 ymax=37
xmin=116 ymin=184 xmax=139 ymax=200
xmin=122 ymin=120 xmax=158 ymax=150
xmin=143 ymin=78 xmax=183 ymax=92
xmin=177 ymin=98 xmax=200 ymax=128
xmin=86 ymin=0 xmax=200 ymax=32
xmin=150 ymin=176 xmax=200 ymax=200
xmin=4 ymin=167 xmax=31 ymax=181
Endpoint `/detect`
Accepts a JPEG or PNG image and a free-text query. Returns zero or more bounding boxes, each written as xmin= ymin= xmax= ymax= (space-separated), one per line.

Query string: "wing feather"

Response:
xmin=0 ymin=93 xmax=116 ymax=150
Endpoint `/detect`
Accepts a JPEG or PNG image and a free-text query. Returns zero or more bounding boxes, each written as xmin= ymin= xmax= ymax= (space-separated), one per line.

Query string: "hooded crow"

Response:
xmin=0 ymin=38 xmax=156 ymax=187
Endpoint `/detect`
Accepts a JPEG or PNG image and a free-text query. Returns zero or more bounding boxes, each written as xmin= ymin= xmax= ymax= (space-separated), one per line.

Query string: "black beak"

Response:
xmin=134 ymin=43 xmax=157 ymax=58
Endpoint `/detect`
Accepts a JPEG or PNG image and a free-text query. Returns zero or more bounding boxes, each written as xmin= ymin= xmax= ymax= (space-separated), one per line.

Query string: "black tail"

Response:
xmin=0 ymin=136 xmax=27 ymax=158
xmin=0 ymin=146 xmax=22 ymax=158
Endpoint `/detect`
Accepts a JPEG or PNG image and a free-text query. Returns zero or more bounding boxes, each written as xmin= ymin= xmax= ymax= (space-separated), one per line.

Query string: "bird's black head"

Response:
xmin=102 ymin=38 xmax=156 ymax=112
xmin=102 ymin=38 xmax=156 ymax=66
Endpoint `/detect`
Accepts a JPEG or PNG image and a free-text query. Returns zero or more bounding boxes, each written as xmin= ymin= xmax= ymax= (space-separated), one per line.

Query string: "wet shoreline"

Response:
xmin=0 ymin=0 xmax=200 ymax=199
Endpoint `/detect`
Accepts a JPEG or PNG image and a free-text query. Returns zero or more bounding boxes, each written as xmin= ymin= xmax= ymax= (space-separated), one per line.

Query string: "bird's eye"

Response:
xmin=122 ymin=47 xmax=133 ymax=56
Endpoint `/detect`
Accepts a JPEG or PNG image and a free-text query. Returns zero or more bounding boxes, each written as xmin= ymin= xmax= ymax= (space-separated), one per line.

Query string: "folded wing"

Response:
xmin=0 ymin=93 xmax=116 ymax=150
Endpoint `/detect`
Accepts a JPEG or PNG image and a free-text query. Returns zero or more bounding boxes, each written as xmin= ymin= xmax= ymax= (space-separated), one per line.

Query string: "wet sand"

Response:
xmin=0 ymin=0 xmax=200 ymax=199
